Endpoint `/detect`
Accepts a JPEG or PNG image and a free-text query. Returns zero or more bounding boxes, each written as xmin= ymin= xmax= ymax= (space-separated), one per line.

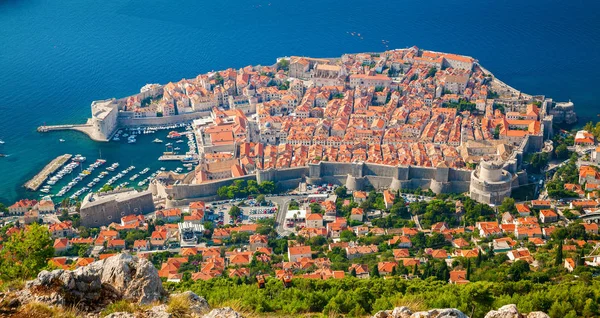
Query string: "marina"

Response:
xmin=17 ymin=124 xmax=198 ymax=202
xmin=24 ymin=154 xmax=72 ymax=191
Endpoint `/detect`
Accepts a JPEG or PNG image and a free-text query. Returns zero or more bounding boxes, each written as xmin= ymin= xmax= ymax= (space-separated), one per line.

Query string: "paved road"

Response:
xmin=268 ymin=194 xmax=308 ymax=237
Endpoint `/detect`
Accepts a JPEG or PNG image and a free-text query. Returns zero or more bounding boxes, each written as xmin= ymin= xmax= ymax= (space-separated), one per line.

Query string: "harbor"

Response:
xmin=20 ymin=124 xmax=200 ymax=201
xmin=24 ymin=154 xmax=72 ymax=191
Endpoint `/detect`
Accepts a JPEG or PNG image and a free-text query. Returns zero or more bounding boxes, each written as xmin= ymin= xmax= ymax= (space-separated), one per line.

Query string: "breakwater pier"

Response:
xmin=24 ymin=154 xmax=72 ymax=191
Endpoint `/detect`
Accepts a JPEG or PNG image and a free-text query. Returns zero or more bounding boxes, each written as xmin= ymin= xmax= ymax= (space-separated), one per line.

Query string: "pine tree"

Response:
xmin=466 ymin=258 xmax=472 ymax=280
xmin=391 ymin=265 xmax=397 ymax=276
xmin=350 ymin=268 xmax=357 ymax=277
xmin=371 ymin=264 xmax=380 ymax=278
xmin=577 ymin=248 xmax=585 ymax=266
xmin=412 ymin=264 xmax=419 ymax=276
xmin=555 ymin=241 xmax=563 ymax=267
xmin=476 ymin=249 xmax=483 ymax=267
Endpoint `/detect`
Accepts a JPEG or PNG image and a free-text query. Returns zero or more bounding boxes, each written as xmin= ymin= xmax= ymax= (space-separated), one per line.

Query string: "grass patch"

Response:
xmin=0 ymin=279 xmax=25 ymax=292
xmin=14 ymin=302 xmax=78 ymax=318
xmin=100 ymin=300 xmax=137 ymax=317
xmin=167 ymin=294 xmax=191 ymax=318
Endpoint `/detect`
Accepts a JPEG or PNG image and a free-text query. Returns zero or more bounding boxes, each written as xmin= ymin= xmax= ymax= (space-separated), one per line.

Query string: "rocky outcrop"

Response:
xmin=372 ymin=307 xmax=467 ymax=318
xmin=171 ymin=291 xmax=210 ymax=315
xmin=17 ymin=253 xmax=165 ymax=310
xmin=484 ymin=304 xmax=550 ymax=318
xmin=203 ymin=307 xmax=244 ymax=318
xmin=372 ymin=305 xmax=549 ymax=318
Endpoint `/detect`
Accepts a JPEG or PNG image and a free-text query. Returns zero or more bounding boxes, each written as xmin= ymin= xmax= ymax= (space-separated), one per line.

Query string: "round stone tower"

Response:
xmin=469 ymin=159 xmax=513 ymax=205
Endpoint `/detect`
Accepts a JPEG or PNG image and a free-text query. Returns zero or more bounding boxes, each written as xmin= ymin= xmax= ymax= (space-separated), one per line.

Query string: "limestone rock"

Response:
xmin=104 ymin=313 xmax=136 ymax=318
xmin=436 ymin=308 xmax=468 ymax=318
xmin=391 ymin=306 xmax=413 ymax=318
xmin=526 ymin=313 xmax=549 ymax=318
xmin=18 ymin=253 xmax=165 ymax=310
xmin=145 ymin=304 xmax=172 ymax=318
xmin=203 ymin=307 xmax=244 ymax=318
xmin=485 ymin=304 xmax=522 ymax=318
xmin=373 ymin=310 xmax=391 ymax=318
xmin=410 ymin=312 xmax=432 ymax=318
xmin=171 ymin=291 xmax=210 ymax=314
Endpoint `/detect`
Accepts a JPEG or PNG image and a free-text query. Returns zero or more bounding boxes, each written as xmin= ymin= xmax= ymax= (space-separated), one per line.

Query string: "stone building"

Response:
xmin=90 ymin=99 xmax=119 ymax=141
xmin=469 ymin=160 xmax=513 ymax=205
xmin=80 ymin=189 xmax=155 ymax=227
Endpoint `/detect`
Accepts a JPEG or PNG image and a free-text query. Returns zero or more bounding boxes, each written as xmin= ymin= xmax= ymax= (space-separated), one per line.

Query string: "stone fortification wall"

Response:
xmin=256 ymin=167 xmax=309 ymax=184
xmin=117 ymin=111 xmax=211 ymax=128
xmin=166 ymin=175 xmax=257 ymax=201
xmin=304 ymin=161 xmax=472 ymax=194
xmin=363 ymin=164 xmax=398 ymax=179
xmin=408 ymin=166 xmax=437 ymax=180
xmin=80 ymin=190 xmax=154 ymax=228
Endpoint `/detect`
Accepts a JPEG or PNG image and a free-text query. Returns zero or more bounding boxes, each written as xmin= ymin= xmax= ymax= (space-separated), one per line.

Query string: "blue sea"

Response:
xmin=0 ymin=0 xmax=599 ymax=204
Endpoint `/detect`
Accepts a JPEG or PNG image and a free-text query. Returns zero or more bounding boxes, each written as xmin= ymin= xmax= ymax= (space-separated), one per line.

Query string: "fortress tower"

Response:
xmin=469 ymin=159 xmax=513 ymax=205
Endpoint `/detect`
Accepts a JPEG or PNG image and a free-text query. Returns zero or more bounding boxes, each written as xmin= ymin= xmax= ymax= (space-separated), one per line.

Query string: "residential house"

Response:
xmin=348 ymin=264 xmax=370 ymax=279
xmin=449 ymin=270 xmax=469 ymax=284
xmin=539 ymin=209 xmax=558 ymax=224
xmin=288 ymin=245 xmax=312 ymax=262
xmin=306 ymin=213 xmax=324 ymax=228
xmin=350 ymin=208 xmax=364 ymax=222
xmin=383 ymin=190 xmax=395 ymax=209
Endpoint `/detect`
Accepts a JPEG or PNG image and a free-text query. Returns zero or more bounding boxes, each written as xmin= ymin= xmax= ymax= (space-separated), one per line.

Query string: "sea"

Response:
xmin=0 ymin=0 xmax=599 ymax=204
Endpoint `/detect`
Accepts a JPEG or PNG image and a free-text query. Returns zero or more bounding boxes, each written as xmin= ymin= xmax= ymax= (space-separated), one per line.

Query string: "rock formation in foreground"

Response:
xmin=0 ymin=253 xmax=549 ymax=318
xmin=16 ymin=253 xmax=165 ymax=311
xmin=372 ymin=304 xmax=549 ymax=318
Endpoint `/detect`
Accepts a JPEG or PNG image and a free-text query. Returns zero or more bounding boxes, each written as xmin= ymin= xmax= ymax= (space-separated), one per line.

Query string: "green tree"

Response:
xmin=334 ymin=186 xmax=348 ymax=197
xmin=256 ymin=194 xmax=266 ymax=205
xmin=99 ymin=184 xmax=114 ymax=193
xmin=258 ymin=181 xmax=276 ymax=194
xmin=555 ymin=143 xmax=570 ymax=159
xmin=370 ymin=264 xmax=380 ymax=278
xmin=229 ymin=206 xmax=242 ymax=219
xmin=508 ymin=259 xmax=530 ymax=281
xmin=498 ymin=197 xmax=516 ymax=214
xmin=493 ymin=124 xmax=501 ymax=139
xmin=0 ymin=223 xmax=54 ymax=280
xmin=577 ymin=248 xmax=585 ymax=266
xmin=276 ymin=59 xmax=289 ymax=71
xmin=466 ymin=258 xmax=471 ymax=280
xmin=555 ymin=240 xmax=563 ymax=266
xmin=340 ymin=230 xmax=356 ymax=242
xmin=527 ymin=152 xmax=549 ymax=174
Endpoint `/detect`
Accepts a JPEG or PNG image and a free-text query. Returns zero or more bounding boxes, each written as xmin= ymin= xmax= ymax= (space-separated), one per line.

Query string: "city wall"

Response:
xmin=117 ymin=111 xmax=211 ymax=128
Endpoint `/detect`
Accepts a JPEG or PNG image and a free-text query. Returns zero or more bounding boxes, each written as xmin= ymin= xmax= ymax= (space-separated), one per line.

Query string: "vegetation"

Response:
xmin=276 ymin=59 xmax=290 ymax=72
xmin=487 ymin=90 xmax=499 ymax=99
xmin=442 ymin=99 xmax=477 ymax=112
xmin=545 ymin=155 xmax=580 ymax=199
xmin=167 ymin=294 xmax=192 ymax=318
xmin=526 ymin=152 xmax=549 ymax=174
xmin=16 ymin=302 xmax=78 ymax=318
xmin=213 ymin=71 xmax=224 ymax=85
xmin=426 ymin=67 xmax=437 ymax=78
xmin=99 ymin=184 xmax=114 ymax=193
xmin=554 ymin=143 xmax=570 ymax=160
xmin=100 ymin=300 xmax=138 ymax=317
xmin=217 ymin=180 xmax=276 ymax=199
xmin=583 ymin=121 xmax=600 ymax=139
xmin=0 ymin=223 xmax=54 ymax=281
xmin=167 ymin=277 xmax=600 ymax=317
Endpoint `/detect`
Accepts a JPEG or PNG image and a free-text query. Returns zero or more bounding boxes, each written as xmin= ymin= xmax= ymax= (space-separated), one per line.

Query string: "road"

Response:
xmin=268 ymin=194 xmax=308 ymax=237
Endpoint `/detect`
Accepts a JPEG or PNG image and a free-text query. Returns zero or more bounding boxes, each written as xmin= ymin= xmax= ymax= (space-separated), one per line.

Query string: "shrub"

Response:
xmin=167 ymin=294 xmax=191 ymax=318
xmin=101 ymin=300 xmax=136 ymax=317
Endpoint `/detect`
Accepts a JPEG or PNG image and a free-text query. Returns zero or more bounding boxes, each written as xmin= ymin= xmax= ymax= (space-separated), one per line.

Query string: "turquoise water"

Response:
xmin=0 ymin=0 xmax=599 ymax=203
